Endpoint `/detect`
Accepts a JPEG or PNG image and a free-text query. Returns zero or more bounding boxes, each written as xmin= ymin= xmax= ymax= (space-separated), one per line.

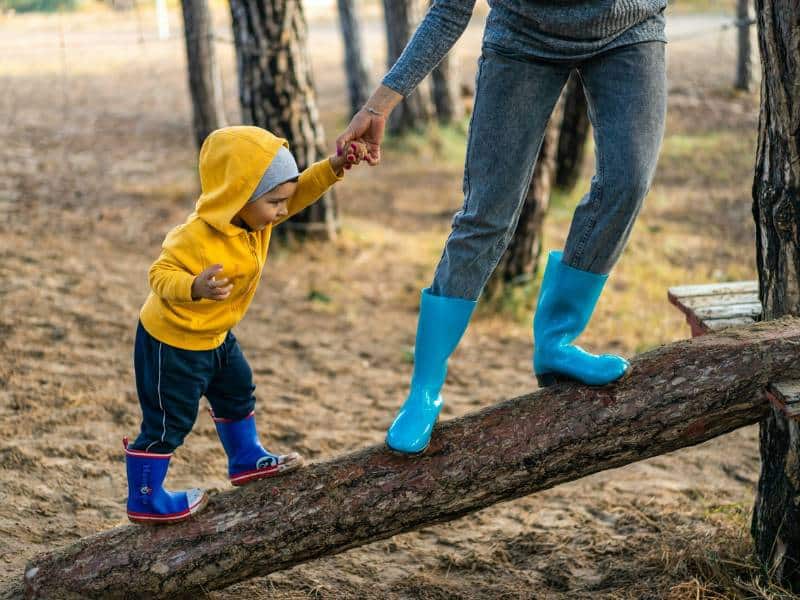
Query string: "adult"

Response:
xmin=337 ymin=1 xmax=667 ymax=454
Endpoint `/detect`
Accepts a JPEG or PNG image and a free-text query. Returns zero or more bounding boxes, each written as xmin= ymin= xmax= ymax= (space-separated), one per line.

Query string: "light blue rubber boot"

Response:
xmin=385 ymin=288 xmax=476 ymax=455
xmin=124 ymin=438 xmax=207 ymax=524
xmin=533 ymin=251 xmax=630 ymax=387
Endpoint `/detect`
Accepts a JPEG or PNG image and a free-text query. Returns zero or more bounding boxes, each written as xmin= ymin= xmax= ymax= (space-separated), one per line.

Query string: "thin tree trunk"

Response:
xmin=337 ymin=0 xmax=370 ymax=117
xmin=229 ymin=0 xmax=337 ymax=239
xmin=485 ymin=102 xmax=561 ymax=297
xmin=555 ymin=71 xmax=591 ymax=191
xmin=383 ymin=0 xmax=432 ymax=134
xmin=750 ymin=0 xmax=800 ymax=589
xmin=430 ymin=52 xmax=461 ymax=124
xmin=429 ymin=0 xmax=461 ymax=128
xmin=180 ymin=0 xmax=226 ymax=149
xmin=735 ymin=0 xmax=753 ymax=91
xmin=25 ymin=319 xmax=800 ymax=599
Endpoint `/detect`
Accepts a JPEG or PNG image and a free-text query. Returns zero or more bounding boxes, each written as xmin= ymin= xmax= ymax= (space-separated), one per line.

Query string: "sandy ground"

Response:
xmin=0 ymin=6 xmax=770 ymax=599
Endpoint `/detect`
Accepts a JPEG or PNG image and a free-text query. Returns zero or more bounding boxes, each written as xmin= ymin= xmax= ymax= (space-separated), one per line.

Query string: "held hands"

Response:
xmin=329 ymin=140 xmax=370 ymax=174
xmin=335 ymin=108 xmax=391 ymax=166
xmin=334 ymin=87 xmax=403 ymax=166
xmin=191 ymin=264 xmax=233 ymax=301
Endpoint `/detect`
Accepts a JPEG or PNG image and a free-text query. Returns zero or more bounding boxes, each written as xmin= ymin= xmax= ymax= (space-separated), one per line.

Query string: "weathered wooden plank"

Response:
xmin=772 ymin=381 xmax=800 ymax=403
xmin=676 ymin=292 xmax=760 ymax=311
xmin=668 ymin=280 xmax=758 ymax=299
xmin=704 ymin=316 xmax=759 ymax=332
xmin=694 ymin=302 xmax=762 ymax=321
xmin=766 ymin=381 xmax=800 ymax=420
xmin=668 ymin=281 xmax=761 ymax=338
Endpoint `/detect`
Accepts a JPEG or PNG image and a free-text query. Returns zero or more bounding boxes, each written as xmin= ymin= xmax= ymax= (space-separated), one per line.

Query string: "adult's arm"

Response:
xmin=336 ymin=0 xmax=477 ymax=162
xmin=382 ymin=0 xmax=477 ymax=97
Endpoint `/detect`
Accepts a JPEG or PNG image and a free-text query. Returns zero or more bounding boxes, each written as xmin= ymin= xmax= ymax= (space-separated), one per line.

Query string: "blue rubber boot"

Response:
xmin=385 ymin=288 xmax=476 ymax=455
xmin=211 ymin=410 xmax=303 ymax=486
xmin=533 ymin=250 xmax=631 ymax=387
xmin=124 ymin=438 xmax=207 ymax=524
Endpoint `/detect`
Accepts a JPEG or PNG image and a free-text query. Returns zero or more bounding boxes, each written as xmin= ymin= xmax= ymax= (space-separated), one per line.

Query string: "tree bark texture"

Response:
xmin=180 ymin=0 xmax=227 ymax=149
xmin=555 ymin=71 xmax=591 ymax=191
xmin=337 ymin=0 xmax=370 ymax=117
xmin=750 ymin=1 xmax=800 ymax=589
xmin=382 ymin=0 xmax=433 ymax=134
xmin=229 ymin=0 xmax=337 ymax=238
xmin=485 ymin=101 xmax=561 ymax=297
xmin=24 ymin=319 xmax=800 ymax=599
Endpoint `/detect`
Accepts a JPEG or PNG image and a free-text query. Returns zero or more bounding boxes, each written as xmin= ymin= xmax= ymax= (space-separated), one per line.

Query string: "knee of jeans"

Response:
xmin=452 ymin=209 xmax=513 ymax=241
xmin=610 ymin=163 xmax=653 ymax=209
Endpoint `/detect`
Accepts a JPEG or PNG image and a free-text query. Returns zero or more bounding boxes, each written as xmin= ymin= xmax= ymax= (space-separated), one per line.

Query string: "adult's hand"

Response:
xmin=335 ymin=85 xmax=403 ymax=167
xmin=336 ymin=109 xmax=385 ymax=166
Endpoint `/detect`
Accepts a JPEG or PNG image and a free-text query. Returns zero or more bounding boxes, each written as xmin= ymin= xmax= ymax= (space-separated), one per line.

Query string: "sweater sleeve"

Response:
xmin=382 ymin=0 xmax=476 ymax=97
xmin=275 ymin=158 xmax=343 ymax=225
xmin=148 ymin=226 xmax=198 ymax=303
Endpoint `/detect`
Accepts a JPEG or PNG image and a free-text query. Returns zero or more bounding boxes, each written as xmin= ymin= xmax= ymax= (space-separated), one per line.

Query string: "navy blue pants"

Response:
xmin=130 ymin=322 xmax=256 ymax=453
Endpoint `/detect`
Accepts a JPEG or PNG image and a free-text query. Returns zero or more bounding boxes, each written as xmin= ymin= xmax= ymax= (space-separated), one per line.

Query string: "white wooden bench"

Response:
xmin=668 ymin=280 xmax=800 ymax=421
xmin=668 ymin=280 xmax=760 ymax=337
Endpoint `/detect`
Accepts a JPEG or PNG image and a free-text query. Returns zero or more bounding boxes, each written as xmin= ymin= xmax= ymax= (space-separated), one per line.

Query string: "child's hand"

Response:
xmin=330 ymin=141 xmax=369 ymax=174
xmin=191 ymin=264 xmax=232 ymax=301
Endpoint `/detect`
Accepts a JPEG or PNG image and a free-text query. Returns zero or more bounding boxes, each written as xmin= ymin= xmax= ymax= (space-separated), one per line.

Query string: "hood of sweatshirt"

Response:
xmin=195 ymin=126 xmax=289 ymax=237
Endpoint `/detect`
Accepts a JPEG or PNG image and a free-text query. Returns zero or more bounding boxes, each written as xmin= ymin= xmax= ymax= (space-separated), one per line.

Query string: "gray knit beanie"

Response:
xmin=248 ymin=146 xmax=300 ymax=203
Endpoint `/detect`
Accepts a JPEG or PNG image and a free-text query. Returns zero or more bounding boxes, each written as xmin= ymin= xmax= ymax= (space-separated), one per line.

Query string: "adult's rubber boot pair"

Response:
xmin=533 ymin=250 xmax=630 ymax=387
xmin=211 ymin=410 xmax=303 ymax=486
xmin=385 ymin=288 xmax=476 ymax=455
xmin=124 ymin=438 xmax=207 ymax=524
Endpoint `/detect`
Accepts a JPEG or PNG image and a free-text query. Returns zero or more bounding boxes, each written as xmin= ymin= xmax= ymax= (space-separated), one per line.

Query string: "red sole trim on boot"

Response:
xmin=230 ymin=458 xmax=303 ymax=486
xmin=127 ymin=494 xmax=208 ymax=525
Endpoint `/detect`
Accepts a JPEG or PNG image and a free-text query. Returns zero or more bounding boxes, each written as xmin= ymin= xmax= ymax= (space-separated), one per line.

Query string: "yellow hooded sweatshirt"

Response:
xmin=139 ymin=126 xmax=342 ymax=350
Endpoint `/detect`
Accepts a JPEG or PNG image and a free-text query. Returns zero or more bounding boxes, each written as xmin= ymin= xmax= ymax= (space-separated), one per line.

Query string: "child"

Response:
xmin=124 ymin=126 xmax=366 ymax=524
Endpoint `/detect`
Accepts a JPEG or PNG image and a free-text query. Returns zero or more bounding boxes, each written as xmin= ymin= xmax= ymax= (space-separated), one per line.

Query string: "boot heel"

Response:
xmin=536 ymin=372 xmax=568 ymax=387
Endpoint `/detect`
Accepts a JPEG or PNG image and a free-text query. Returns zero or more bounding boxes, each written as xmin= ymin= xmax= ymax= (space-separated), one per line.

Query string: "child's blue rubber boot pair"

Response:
xmin=124 ymin=438 xmax=207 ymax=525
xmin=125 ymin=412 xmax=302 ymax=523
xmin=533 ymin=250 xmax=630 ymax=387
xmin=210 ymin=410 xmax=303 ymax=486
xmin=385 ymin=288 xmax=476 ymax=455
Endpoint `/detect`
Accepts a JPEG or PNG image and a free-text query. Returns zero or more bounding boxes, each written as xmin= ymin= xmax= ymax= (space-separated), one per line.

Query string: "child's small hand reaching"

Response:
xmin=330 ymin=140 xmax=369 ymax=175
xmin=191 ymin=264 xmax=233 ymax=301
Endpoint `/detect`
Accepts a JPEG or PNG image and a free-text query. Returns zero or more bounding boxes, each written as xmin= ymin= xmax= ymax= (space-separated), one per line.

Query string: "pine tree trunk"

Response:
xmin=750 ymin=0 xmax=800 ymax=590
xmin=485 ymin=104 xmax=561 ymax=298
xmin=383 ymin=0 xmax=433 ymax=134
xmin=430 ymin=52 xmax=462 ymax=124
xmin=428 ymin=0 xmax=461 ymax=127
xmin=337 ymin=0 xmax=370 ymax=117
xmin=735 ymin=0 xmax=753 ymax=91
xmin=555 ymin=71 xmax=590 ymax=191
xmin=181 ymin=0 xmax=227 ymax=149
xmin=229 ymin=0 xmax=337 ymax=239
xmin=24 ymin=320 xmax=800 ymax=599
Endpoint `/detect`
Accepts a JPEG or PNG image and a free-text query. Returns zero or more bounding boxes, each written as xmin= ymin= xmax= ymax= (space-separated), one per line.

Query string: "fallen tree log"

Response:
xmin=24 ymin=318 xmax=800 ymax=599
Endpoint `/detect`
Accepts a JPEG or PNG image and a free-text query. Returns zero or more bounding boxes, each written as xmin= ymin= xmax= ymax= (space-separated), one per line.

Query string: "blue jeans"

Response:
xmin=130 ymin=322 xmax=257 ymax=453
xmin=430 ymin=41 xmax=667 ymax=300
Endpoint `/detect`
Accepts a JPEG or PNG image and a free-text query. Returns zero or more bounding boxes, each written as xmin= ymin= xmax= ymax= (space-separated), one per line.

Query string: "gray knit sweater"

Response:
xmin=383 ymin=0 xmax=668 ymax=97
